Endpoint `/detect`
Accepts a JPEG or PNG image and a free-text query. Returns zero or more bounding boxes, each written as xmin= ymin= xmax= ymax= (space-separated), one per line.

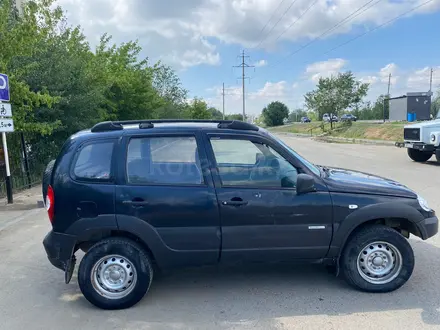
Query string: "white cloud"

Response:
xmin=251 ymin=81 xmax=288 ymax=99
xmin=305 ymin=58 xmax=347 ymax=82
xmin=407 ymin=66 xmax=440 ymax=90
xmin=254 ymin=59 xmax=268 ymax=67
xmin=55 ymin=0 xmax=440 ymax=69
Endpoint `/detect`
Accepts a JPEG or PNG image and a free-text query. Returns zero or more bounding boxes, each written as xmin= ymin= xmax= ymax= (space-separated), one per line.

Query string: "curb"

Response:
xmin=314 ymin=136 xmax=396 ymax=146
xmin=273 ymin=132 xmax=397 ymax=146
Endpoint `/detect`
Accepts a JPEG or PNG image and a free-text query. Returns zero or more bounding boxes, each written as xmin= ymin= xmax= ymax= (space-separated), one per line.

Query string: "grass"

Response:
xmin=270 ymin=121 xmax=407 ymax=142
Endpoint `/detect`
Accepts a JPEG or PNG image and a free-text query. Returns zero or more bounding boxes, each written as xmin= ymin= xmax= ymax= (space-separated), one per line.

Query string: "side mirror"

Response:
xmin=296 ymin=173 xmax=316 ymax=195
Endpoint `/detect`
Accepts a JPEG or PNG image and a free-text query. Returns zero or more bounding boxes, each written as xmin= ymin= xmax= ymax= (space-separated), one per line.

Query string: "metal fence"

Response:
xmin=0 ymin=132 xmax=54 ymax=198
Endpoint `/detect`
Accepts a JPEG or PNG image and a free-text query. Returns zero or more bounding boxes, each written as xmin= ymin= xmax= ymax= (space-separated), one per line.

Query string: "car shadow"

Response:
xmin=61 ymin=239 xmax=440 ymax=329
xmin=423 ymin=160 xmax=440 ymax=167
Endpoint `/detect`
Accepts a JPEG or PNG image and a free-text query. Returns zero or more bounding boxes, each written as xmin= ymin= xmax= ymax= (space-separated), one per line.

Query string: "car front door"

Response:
xmin=204 ymin=133 xmax=333 ymax=262
xmin=115 ymin=132 xmax=221 ymax=268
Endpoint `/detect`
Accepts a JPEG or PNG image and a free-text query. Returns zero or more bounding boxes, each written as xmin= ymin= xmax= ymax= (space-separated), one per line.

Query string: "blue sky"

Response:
xmin=57 ymin=0 xmax=440 ymax=116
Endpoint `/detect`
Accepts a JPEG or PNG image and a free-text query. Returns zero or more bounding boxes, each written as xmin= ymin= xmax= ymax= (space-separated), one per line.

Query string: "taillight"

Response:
xmin=46 ymin=185 xmax=55 ymax=223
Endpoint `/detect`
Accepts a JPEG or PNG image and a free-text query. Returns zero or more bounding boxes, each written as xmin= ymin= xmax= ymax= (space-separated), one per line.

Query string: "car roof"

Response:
xmin=70 ymin=120 xmax=262 ymax=142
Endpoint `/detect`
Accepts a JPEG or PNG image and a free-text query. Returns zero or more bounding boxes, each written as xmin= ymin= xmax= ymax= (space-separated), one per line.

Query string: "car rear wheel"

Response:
xmin=407 ymin=148 xmax=432 ymax=162
xmin=341 ymin=225 xmax=414 ymax=292
xmin=78 ymin=237 xmax=153 ymax=310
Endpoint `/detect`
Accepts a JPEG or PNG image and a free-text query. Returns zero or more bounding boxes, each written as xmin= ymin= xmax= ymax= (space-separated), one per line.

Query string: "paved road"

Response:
xmin=1 ymin=136 xmax=440 ymax=330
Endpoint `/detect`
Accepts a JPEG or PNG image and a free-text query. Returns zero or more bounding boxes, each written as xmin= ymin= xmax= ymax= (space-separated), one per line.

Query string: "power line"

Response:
xmin=271 ymin=0 xmax=381 ymax=67
xmin=322 ymin=0 xmax=434 ymax=56
xmin=233 ymin=50 xmax=255 ymax=120
xmin=274 ymin=0 xmax=319 ymax=43
xmin=252 ymin=0 xmax=288 ymax=48
xmin=252 ymin=0 xmax=300 ymax=49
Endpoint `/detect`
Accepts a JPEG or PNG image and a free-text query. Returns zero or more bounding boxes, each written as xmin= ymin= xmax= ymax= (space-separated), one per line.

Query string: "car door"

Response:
xmin=115 ymin=131 xmax=221 ymax=268
xmin=204 ymin=133 xmax=333 ymax=262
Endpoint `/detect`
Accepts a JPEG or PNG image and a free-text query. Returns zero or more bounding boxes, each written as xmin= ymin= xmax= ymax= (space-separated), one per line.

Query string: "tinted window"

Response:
xmin=210 ymin=138 xmax=298 ymax=188
xmin=74 ymin=142 xmax=114 ymax=180
xmin=127 ymin=136 xmax=203 ymax=185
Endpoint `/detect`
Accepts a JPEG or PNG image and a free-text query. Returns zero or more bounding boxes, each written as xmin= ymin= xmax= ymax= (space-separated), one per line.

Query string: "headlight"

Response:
xmin=418 ymin=195 xmax=431 ymax=212
xmin=431 ymin=134 xmax=436 ymax=142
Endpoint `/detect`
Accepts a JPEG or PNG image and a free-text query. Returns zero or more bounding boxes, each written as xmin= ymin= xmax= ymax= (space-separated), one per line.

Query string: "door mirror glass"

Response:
xmin=296 ymin=174 xmax=316 ymax=194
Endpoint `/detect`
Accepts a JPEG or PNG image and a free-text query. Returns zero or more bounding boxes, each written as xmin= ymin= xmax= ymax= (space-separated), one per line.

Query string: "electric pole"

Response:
xmin=233 ymin=50 xmax=254 ymax=122
xmin=429 ymin=68 xmax=433 ymax=92
xmin=222 ymin=83 xmax=225 ymax=120
xmin=383 ymin=73 xmax=391 ymax=123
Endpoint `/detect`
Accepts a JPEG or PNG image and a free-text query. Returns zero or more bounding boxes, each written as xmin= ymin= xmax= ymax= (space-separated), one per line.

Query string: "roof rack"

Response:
xmin=90 ymin=119 xmax=259 ymax=133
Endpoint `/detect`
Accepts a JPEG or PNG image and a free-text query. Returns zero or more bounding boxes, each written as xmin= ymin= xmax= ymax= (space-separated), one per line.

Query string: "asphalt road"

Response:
xmin=1 ymin=136 xmax=440 ymax=330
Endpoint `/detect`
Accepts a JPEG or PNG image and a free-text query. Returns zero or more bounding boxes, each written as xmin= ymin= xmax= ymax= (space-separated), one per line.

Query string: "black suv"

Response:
xmin=43 ymin=120 xmax=438 ymax=310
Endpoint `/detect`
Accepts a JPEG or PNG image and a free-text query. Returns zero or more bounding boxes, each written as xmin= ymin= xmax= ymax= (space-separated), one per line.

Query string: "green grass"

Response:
xmin=270 ymin=121 xmax=406 ymax=142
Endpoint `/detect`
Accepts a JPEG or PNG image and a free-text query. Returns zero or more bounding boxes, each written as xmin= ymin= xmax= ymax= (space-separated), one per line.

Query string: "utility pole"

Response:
xmin=429 ymin=68 xmax=433 ymax=92
xmin=222 ymin=83 xmax=225 ymax=120
xmin=383 ymin=73 xmax=391 ymax=123
xmin=233 ymin=50 xmax=254 ymax=122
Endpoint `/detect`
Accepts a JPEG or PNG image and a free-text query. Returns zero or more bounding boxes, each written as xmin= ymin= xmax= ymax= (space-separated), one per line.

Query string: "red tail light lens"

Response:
xmin=46 ymin=185 xmax=55 ymax=223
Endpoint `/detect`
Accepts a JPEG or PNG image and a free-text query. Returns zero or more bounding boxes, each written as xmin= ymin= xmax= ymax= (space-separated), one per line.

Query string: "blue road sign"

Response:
xmin=0 ymin=73 xmax=10 ymax=102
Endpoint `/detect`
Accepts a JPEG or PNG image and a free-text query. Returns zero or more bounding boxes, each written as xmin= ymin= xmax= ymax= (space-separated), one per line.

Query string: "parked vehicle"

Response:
xmin=341 ymin=114 xmax=357 ymax=122
xmin=323 ymin=113 xmax=338 ymax=122
xmin=43 ymin=119 xmax=438 ymax=310
xmin=300 ymin=116 xmax=311 ymax=123
xmin=395 ymin=110 xmax=440 ymax=163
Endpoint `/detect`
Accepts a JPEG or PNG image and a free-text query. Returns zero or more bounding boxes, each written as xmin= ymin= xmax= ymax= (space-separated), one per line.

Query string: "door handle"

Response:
xmin=221 ymin=200 xmax=248 ymax=206
xmin=122 ymin=199 xmax=149 ymax=206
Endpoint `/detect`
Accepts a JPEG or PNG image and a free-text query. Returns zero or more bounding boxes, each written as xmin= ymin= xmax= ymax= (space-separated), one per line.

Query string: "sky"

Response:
xmin=55 ymin=0 xmax=440 ymax=116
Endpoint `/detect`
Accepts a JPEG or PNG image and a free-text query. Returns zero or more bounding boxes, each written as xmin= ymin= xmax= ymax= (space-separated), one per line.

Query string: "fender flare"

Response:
xmin=327 ymin=202 xmax=424 ymax=258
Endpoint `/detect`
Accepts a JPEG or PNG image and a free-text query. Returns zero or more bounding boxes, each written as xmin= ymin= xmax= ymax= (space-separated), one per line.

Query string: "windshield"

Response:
xmin=263 ymin=130 xmax=321 ymax=176
xmin=437 ymin=110 xmax=440 ymax=119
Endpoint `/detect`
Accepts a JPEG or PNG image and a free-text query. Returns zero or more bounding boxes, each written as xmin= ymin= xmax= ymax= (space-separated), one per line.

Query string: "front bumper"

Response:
xmin=417 ymin=216 xmax=439 ymax=240
xmin=43 ymin=230 xmax=76 ymax=271
xmin=395 ymin=141 xmax=436 ymax=152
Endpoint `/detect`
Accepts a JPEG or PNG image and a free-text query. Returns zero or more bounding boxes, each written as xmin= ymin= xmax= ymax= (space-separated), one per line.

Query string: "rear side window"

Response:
xmin=73 ymin=141 xmax=114 ymax=181
xmin=126 ymin=136 xmax=203 ymax=185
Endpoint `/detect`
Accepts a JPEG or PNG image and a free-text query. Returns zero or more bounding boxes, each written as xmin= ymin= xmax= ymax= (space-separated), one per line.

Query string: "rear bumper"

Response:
xmin=43 ymin=230 xmax=76 ymax=271
xmin=417 ymin=216 xmax=439 ymax=240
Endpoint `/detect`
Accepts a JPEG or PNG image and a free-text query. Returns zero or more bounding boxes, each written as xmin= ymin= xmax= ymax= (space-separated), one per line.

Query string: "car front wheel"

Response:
xmin=407 ymin=148 xmax=432 ymax=162
xmin=78 ymin=237 xmax=153 ymax=310
xmin=341 ymin=225 xmax=414 ymax=292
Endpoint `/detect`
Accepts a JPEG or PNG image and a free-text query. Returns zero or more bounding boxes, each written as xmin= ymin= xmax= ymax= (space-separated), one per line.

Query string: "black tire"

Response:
xmin=341 ymin=225 xmax=414 ymax=293
xmin=78 ymin=237 xmax=153 ymax=310
xmin=435 ymin=149 xmax=440 ymax=163
xmin=42 ymin=159 xmax=55 ymax=201
xmin=407 ymin=148 xmax=432 ymax=162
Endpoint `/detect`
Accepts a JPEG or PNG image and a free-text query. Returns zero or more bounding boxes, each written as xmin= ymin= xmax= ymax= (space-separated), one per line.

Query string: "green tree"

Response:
xmin=304 ymin=71 xmax=369 ymax=120
xmin=431 ymin=93 xmax=440 ymax=118
xmin=288 ymin=109 xmax=308 ymax=122
xmin=185 ymin=98 xmax=211 ymax=119
xmin=262 ymin=101 xmax=289 ymax=126
xmin=207 ymin=107 xmax=223 ymax=120
xmin=225 ymin=113 xmax=244 ymax=121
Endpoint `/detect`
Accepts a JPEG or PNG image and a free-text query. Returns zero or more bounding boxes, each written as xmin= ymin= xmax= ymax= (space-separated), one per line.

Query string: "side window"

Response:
xmin=74 ymin=141 xmax=114 ymax=181
xmin=210 ymin=138 xmax=298 ymax=188
xmin=126 ymin=136 xmax=204 ymax=185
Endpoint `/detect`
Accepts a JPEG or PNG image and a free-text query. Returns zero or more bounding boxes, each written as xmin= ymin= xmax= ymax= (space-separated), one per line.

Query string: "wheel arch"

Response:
xmin=328 ymin=202 xmax=424 ymax=258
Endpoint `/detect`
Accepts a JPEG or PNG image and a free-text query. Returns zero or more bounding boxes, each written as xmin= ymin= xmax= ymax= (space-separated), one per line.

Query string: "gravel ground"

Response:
xmin=1 ymin=136 xmax=440 ymax=330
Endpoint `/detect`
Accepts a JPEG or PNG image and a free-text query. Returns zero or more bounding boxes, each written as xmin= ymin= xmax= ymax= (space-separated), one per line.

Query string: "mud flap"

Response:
xmin=65 ymin=255 xmax=76 ymax=284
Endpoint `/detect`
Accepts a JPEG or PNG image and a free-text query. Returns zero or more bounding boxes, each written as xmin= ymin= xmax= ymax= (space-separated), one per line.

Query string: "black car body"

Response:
xmin=42 ymin=120 xmax=438 ymax=310
xmin=341 ymin=114 xmax=357 ymax=121
xmin=300 ymin=116 xmax=311 ymax=123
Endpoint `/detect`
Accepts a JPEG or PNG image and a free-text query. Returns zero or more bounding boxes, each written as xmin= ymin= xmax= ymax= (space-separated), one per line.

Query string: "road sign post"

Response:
xmin=0 ymin=73 xmax=13 ymax=203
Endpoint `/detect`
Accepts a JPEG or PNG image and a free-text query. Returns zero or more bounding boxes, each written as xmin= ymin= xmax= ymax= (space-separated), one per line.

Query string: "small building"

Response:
xmin=389 ymin=92 xmax=432 ymax=121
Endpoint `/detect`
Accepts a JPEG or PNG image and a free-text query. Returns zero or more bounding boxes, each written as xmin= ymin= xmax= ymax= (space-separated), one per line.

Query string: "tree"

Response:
xmin=432 ymin=93 xmax=440 ymax=118
xmin=262 ymin=101 xmax=289 ymax=126
xmin=288 ymin=109 xmax=308 ymax=122
xmin=207 ymin=107 xmax=223 ymax=120
xmin=225 ymin=114 xmax=244 ymax=121
xmin=304 ymin=71 xmax=369 ymax=120
xmin=185 ymin=98 xmax=211 ymax=119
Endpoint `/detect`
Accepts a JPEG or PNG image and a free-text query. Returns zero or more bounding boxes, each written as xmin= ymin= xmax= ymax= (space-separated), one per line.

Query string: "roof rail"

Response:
xmin=90 ymin=119 xmax=259 ymax=133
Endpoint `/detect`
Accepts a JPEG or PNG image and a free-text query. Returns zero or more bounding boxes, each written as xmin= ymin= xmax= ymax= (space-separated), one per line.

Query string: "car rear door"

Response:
xmin=114 ymin=131 xmax=221 ymax=268
xmin=203 ymin=133 xmax=333 ymax=262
